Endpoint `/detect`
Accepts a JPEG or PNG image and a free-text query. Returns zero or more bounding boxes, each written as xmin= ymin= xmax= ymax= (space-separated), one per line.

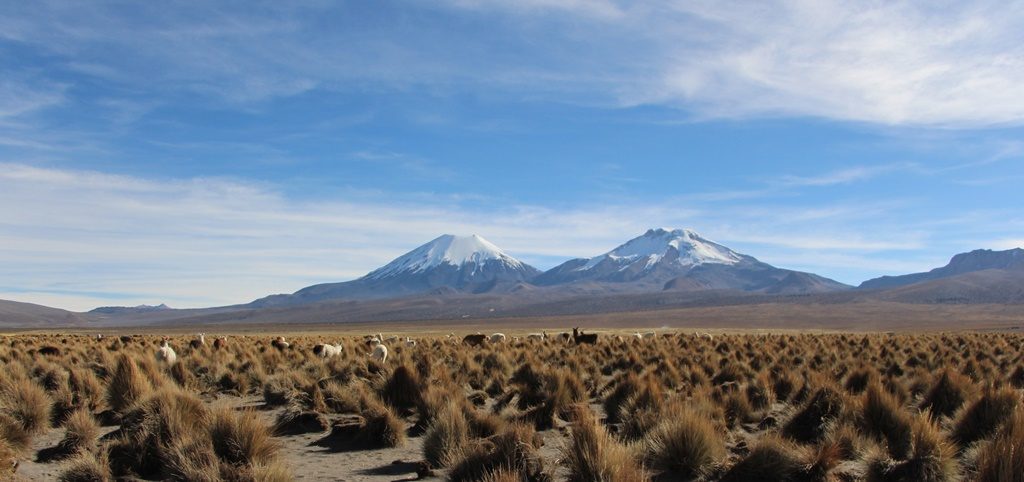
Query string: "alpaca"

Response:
xmin=156 ymin=339 xmax=177 ymax=365
xmin=463 ymin=334 xmax=488 ymax=347
xmin=526 ymin=333 xmax=546 ymax=341
xmin=371 ymin=343 xmax=388 ymax=363
xmin=313 ymin=343 xmax=343 ymax=358
xmin=489 ymin=333 xmax=507 ymax=344
xmin=213 ymin=337 xmax=227 ymax=350
xmin=189 ymin=333 xmax=206 ymax=349
xmin=271 ymin=336 xmax=290 ymax=350
xmin=404 ymin=337 xmax=416 ymax=347
xmin=572 ymin=327 xmax=598 ymax=345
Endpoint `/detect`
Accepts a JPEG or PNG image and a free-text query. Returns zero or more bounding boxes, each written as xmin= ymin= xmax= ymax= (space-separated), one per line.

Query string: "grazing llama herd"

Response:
xmin=146 ymin=327 xmax=649 ymax=369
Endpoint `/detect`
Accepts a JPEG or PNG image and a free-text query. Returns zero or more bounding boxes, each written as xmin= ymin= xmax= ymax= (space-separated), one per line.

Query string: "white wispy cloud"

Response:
xmin=6 ymin=1 xmax=1024 ymax=126
xmin=0 ymin=77 xmax=66 ymax=118
xmin=776 ymin=163 xmax=916 ymax=187
xmin=993 ymin=239 xmax=1024 ymax=250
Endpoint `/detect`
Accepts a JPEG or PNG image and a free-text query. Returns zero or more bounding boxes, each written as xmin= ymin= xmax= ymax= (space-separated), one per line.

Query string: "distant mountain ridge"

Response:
xmin=860 ymin=248 xmax=1024 ymax=289
xmin=89 ymin=303 xmax=171 ymax=315
xmin=0 ymin=299 xmax=84 ymax=327
xmin=4 ymin=231 xmax=1023 ymax=329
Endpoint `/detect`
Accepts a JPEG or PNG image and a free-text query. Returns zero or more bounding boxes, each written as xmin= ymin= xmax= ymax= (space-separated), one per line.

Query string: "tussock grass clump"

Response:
xmin=106 ymin=354 xmax=150 ymax=414
xmin=448 ymin=423 xmax=547 ymax=482
xmin=262 ymin=376 xmax=294 ymax=407
xmin=252 ymin=460 xmax=294 ymax=482
xmin=163 ymin=436 xmax=219 ymax=482
xmin=826 ymin=422 xmax=868 ymax=461
xmin=950 ymin=385 xmax=1018 ymax=447
xmin=312 ymin=403 xmax=406 ymax=451
xmin=920 ymin=370 xmax=972 ymax=419
xmin=719 ymin=436 xmax=808 ymax=482
xmin=561 ymin=406 xmax=645 ymax=482
xmin=724 ymin=389 xmax=758 ymax=428
xmin=169 ymin=361 xmax=193 ymax=389
xmin=58 ymin=451 xmax=111 ymax=482
xmin=974 ymin=406 xmax=1024 ymax=482
xmin=209 ymin=406 xmax=281 ymax=468
xmin=866 ymin=414 xmax=959 ymax=482
xmin=643 ymin=403 xmax=725 ymax=479
xmin=0 ymin=438 xmax=16 ymax=479
xmin=379 ymin=364 xmax=425 ymax=413
xmin=782 ymin=386 xmax=845 ymax=444
xmin=107 ymin=387 xmax=208 ymax=478
xmin=37 ymin=409 xmax=100 ymax=462
xmin=1 ymin=376 xmax=53 ymax=436
xmin=518 ymin=370 xmax=581 ymax=431
xmin=480 ymin=467 xmax=524 ymax=482
xmin=0 ymin=412 xmax=32 ymax=452
xmin=863 ymin=384 xmax=913 ymax=459
xmin=845 ymin=367 xmax=877 ymax=394
xmin=273 ymin=405 xmax=329 ymax=436
xmin=602 ymin=373 xmax=641 ymax=425
xmin=423 ymin=401 xmax=470 ymax=468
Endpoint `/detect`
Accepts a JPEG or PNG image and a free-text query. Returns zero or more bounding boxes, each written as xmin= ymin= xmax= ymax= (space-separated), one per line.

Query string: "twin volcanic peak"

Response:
xmin=252 ymin=228 xmax=849 ymax=307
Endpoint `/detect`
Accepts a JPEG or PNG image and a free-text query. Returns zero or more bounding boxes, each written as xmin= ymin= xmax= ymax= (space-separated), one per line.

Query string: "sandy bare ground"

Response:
xmin=13 ymin=394 xmax=571 ymax=482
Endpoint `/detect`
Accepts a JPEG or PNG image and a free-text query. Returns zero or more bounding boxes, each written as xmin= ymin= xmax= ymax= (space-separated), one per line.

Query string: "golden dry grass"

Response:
xmin=1 ymin=329 xmax=1024 ymax=480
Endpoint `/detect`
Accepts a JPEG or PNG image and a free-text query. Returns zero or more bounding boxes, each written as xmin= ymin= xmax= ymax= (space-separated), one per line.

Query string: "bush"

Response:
xmin=561 ymin=406 xmax=645 ymax=482
xmin=920 ymin=370 xmax=971 ymax=419
xmin=448 ymin=423 xmax=547 ymax=482
xmin=423 ymin=402 xmax=470 ymax=468
xmin=951 ymin=385 xmax=1018 ymax=447
xmin=209 ymin=406 xmax=280 ymax=467
xmin=719 ymin=436 xmax=807 ymax=482
xmin=379 ymin=364 xmax=425 ymax=413
xmin=975 ymin=406 xmax=1024 ymax=482
xmin=37 ymin=409 xmax=100 ymax=462
xmin=643 ymin=403 xmax=725 ymax=479
xmin=862 ymin=384 xmax=913 ymax=459
xmin=782 ymin=386 xmax=844 ymax=443
xmin=106 ymin=354 xmax=150 ymax=414
xmin=58 ymin=451 xmax=111 ymax=482
xmin=866 ymin=414 xmax=958 ymax=482
xmin=1 ymin=376 xmax=52 ymax=436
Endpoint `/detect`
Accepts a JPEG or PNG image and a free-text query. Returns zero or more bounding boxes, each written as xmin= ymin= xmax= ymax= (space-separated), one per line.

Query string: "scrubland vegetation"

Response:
xmin=2 ymin=330 xmax=1024 ymax=481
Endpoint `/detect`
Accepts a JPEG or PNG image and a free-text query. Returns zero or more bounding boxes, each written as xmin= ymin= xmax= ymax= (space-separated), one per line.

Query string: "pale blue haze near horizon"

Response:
xmin=1 ymin=1 xmax=1023 ymax=310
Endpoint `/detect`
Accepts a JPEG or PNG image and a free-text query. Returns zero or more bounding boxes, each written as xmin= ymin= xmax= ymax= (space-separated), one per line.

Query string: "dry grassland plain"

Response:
xmin=2 ymin=325 xmax=1024 ymax=481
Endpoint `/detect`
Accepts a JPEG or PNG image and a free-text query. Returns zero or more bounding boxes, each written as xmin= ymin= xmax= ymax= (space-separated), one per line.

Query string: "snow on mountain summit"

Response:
xmin=579 ymin=228 xmax=742 ymax=271
xmin=364 ymin=234 xmax=527 ymax=280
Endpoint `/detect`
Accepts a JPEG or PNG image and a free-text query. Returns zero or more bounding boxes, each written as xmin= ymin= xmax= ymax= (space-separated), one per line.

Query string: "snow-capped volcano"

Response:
xmin=579 ymin=228 xmax=742 ymax=271
xmin=250 ymin=234 xmax=539 ymax=306
xmin=534 ymin=228 xmax=849 ymax=294
xmin=366 ymin=234 xmax=529 ymax=280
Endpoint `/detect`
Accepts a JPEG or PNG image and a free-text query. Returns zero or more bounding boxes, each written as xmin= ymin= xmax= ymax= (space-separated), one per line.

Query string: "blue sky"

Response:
xmin=2 ymin=0 xmax=1023 ymax=311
